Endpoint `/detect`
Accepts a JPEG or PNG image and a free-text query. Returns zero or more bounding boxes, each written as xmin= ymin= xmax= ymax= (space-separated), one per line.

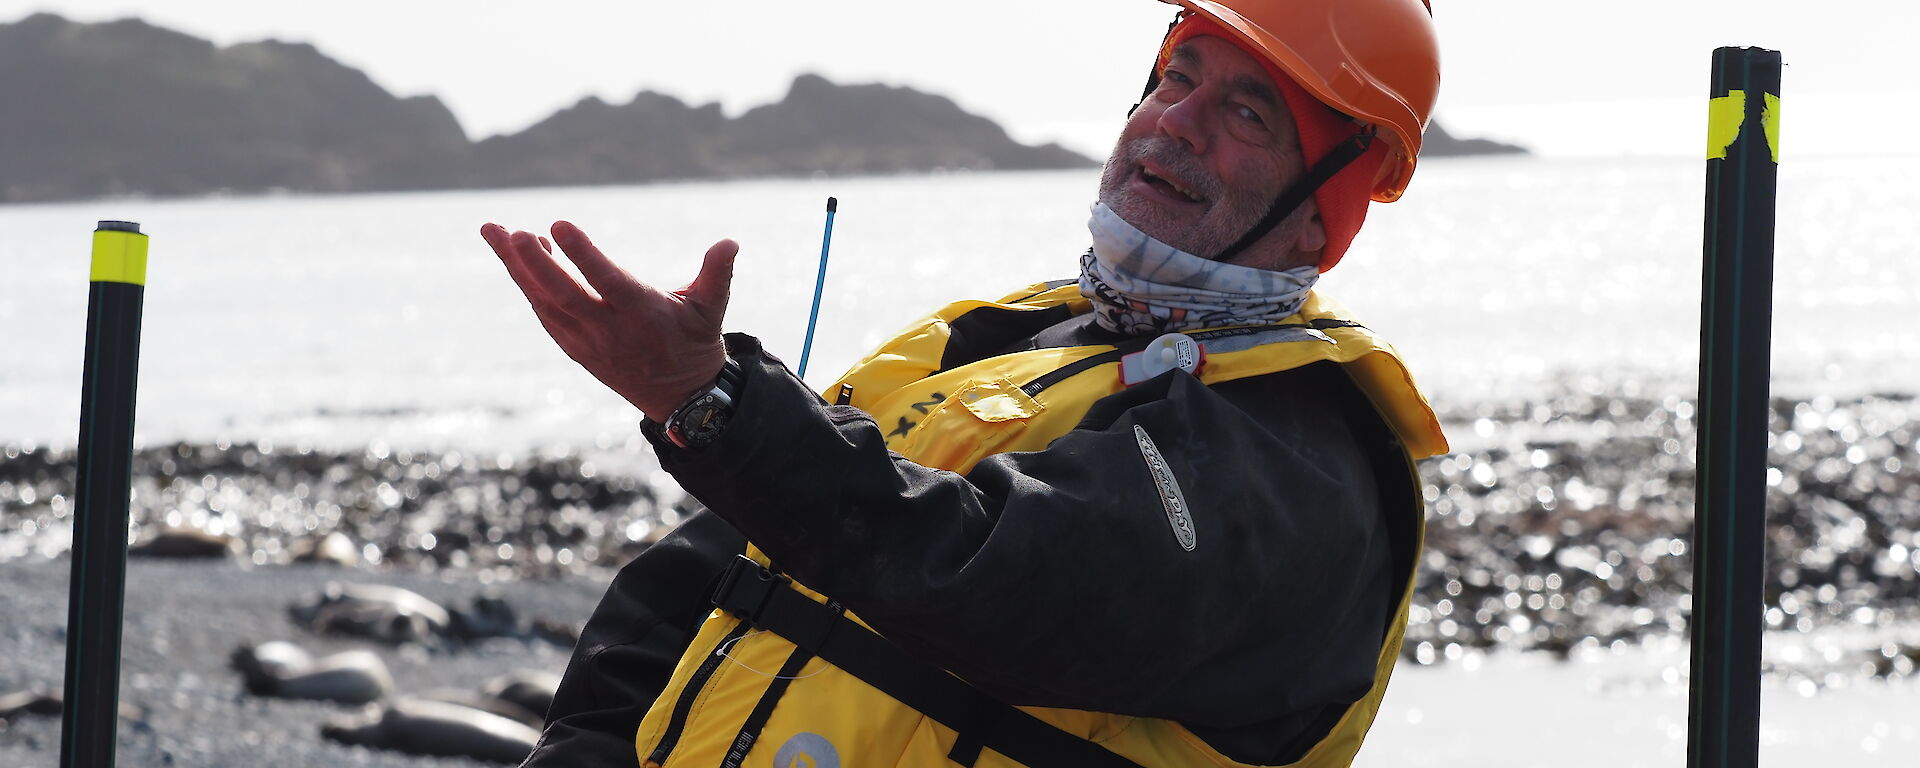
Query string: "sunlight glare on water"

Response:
xmin=3 ymin=154 xmax=1919 ymax=766
xmin=2 ymin=154 xmax=1916 ymax=453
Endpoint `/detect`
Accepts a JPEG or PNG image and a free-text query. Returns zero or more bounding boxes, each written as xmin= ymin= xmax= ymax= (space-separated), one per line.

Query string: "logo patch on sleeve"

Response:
xmin=1133 ymin=425 xmax=1197 ymax=552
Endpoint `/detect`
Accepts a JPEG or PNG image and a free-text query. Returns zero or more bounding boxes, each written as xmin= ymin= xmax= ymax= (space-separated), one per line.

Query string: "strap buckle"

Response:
xmin=712 ymin=555 xmax=789 ymax=626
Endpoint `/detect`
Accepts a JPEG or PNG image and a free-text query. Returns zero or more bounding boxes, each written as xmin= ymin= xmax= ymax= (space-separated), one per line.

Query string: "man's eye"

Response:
xmin=1162 ymin=69 xmax=1193 ymax=86
xmin=1236 ymin=105 xmax=1267 ymax=127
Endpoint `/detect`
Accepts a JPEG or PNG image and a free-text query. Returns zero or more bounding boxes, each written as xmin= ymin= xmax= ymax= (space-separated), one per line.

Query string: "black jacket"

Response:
xmin=523 ymin=311 xmax=1403 ymax=767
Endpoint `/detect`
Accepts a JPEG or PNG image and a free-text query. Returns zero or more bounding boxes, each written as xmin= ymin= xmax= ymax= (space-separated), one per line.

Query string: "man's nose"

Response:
xmin=1156 ymin=90 xmax=1212 ymax=155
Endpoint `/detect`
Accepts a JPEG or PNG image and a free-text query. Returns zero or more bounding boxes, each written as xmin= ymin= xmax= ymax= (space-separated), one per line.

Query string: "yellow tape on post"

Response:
xmin=1762 ymin=93 xmax=1782 ymax=163
xmin=1707 ymin=89 xmax=1781 ymax=163
xmin=1707 ymin=90 xmax=1745 ymax=160
xmin=89 ymin=228 xmax=148 ymax=286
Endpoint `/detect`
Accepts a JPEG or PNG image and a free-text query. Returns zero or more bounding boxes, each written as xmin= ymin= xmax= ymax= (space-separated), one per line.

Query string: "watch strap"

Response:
xmin=661 ymin=359 xmax=743 ymax=449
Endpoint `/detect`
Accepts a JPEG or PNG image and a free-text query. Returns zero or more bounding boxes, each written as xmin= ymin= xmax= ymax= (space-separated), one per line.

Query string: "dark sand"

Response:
xmin=0 ymin=558 xmax=605 ymax=767
xmin=3 ymin=387 xmax=1919 ymax=763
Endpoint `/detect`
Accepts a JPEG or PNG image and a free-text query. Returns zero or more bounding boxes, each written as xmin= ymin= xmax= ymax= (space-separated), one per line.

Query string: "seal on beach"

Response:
xmin=289 ymin=582 xmax=452 ymax=644
xmin=321 ymin=697 xmax=540 ymax=765
xmin=481 ymin=670 xmax=560 ymax=720
xmin=0 ymin=688 xmax=64 ymax=721
xmin=411 ymin=669 xmax=563 ymax=729
xmin=289 ymin=531 xmax=360 ymax=567
xmin=231 ymin=641 xmax=392 ymax=704
xmin=448 ymin=593 xmax=519 ymax=640
xmin=0 ymin=687 xmax=144 ymax=723
xmin=128 ymin=527 xmax=239 ymax=559
xmin=415 ymin=688 xmax=542 ymax=729
xmin=530 ymin=616 xmax=582 ymax=648
xmin=483 ymin=670 xmax=561 ymax=723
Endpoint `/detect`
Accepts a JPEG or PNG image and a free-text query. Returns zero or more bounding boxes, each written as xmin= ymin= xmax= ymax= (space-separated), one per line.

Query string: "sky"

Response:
xmin=3 ymin=1 xmax=1913 ymax=160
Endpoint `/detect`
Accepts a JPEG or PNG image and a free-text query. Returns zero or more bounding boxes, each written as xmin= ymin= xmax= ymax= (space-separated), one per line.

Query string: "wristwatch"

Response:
xmin=658 ymin=359 xmax=744 ymax=450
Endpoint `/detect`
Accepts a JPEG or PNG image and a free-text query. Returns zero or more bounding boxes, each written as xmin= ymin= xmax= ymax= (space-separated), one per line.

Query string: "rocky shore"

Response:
xmin=3 ymin=387 xmax=1918 ymax=764
xmin=1410 ymin=388 xmax=1920 ymax=681
xmin=0 ymin=558 xmax=601 ymax=767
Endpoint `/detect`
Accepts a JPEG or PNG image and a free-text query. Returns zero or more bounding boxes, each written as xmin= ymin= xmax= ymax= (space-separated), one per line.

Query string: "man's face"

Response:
xmin=1097 ymin=35 xmax=1320 ymax=268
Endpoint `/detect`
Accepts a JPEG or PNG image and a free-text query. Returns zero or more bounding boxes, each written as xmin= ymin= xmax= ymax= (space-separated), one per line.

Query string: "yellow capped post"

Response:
xmin=88 ymin=222 xmax=148 ymax=285
xmin=1689 ymin=47 xmax=1779 ymax=768
xmin=62 ymin=219 xmax=150 ymax=768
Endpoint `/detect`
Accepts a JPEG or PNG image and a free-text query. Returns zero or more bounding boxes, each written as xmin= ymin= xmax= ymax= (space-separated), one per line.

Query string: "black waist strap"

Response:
xmin=711 ymin=556 xmax=1146 ymax=768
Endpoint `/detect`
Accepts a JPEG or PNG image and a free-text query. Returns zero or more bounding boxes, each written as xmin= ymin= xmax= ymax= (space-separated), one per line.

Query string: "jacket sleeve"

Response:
xmin=520 ymin=508 xmax=745 ymax=768
xmin=649 ymin=333 xmax=1392 ymax=729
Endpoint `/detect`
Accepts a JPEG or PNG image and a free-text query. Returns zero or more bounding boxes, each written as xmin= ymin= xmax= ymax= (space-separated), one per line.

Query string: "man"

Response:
xmin=482 ymin=1 xmax=1447 ymax=766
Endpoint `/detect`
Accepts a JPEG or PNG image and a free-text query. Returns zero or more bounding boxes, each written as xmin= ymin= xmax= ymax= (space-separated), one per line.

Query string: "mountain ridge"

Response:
xmin=0 ymin=13 xmax=1523 ymax=204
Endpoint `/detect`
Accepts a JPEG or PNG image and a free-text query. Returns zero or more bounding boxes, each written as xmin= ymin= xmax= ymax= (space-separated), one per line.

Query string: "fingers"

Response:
xmin=551 ymin=221 xmax=636 ymax=301
xmin=681 ymin=238 xmax=739 ymax=322
xmin=485 ymin=221 xmax=734 ymax=329
xmin=481 ymin=223 xmax=600 ymax=319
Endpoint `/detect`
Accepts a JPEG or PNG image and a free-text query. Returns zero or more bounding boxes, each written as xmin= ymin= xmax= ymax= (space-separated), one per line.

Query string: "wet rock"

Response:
xmin=2 ymin=440 xmax=673 ymax=579
xmin=1401 ymin=388 xmax=1920 ymax=664
xmin=5 ymin=386 xmax=1916 ymax=670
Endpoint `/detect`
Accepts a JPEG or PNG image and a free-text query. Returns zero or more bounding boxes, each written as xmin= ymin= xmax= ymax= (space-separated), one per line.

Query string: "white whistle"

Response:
xmin=1120 ymin=333 xmax=1206 ymax=386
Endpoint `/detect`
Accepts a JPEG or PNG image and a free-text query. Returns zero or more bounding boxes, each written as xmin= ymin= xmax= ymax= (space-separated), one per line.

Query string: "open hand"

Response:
xmin=480 ymin=220 xmax=738 ymax=422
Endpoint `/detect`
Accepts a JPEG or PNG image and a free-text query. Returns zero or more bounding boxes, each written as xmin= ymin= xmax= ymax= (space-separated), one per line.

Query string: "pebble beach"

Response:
xmin=4 ymin=155 xmax=1918 ymax=764
xmin=4 ymin=386 xmax=1919 ymax=765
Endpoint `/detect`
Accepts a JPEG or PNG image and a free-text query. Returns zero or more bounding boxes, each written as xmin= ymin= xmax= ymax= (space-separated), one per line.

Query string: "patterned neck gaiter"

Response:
xmin=1078 ymin=202 xmax=1319 ymax=336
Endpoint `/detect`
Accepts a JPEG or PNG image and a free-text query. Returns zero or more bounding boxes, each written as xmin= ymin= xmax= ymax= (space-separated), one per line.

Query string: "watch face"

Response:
xmin=677 ymin=395 xmax=732 ymax=446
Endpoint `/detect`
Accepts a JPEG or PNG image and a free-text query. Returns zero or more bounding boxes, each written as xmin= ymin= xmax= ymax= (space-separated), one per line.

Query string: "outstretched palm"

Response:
xmin=480 ymin=220 xmax=738 ymax=422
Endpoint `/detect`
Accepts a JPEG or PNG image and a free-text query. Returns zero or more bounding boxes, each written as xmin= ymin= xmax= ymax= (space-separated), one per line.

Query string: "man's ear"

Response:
xmin=1297 ymin=212 xmax=1328 ymax=258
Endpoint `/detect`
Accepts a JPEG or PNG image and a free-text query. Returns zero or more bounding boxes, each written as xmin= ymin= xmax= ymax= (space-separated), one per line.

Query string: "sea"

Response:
xmin=3 ymin=153 xmax=1919 ymax=765
xmin=5 ymin=154 xmax=1918 ymax=455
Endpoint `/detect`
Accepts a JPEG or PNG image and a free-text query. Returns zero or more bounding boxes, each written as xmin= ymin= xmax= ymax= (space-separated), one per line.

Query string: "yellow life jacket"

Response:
xmin=633 ymin=282 xmax=1449 ymax=768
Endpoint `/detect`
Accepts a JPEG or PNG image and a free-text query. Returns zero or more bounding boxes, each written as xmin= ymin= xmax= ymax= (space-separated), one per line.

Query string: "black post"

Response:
xmin=60 ymin=220 xmax=149 ymax=768
xmin=1688 ymin=48 xmax=1779 ymax=768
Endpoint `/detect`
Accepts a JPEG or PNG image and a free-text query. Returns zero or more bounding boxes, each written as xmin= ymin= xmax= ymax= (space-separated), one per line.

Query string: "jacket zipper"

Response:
xmin=647 ymin=619 xmax=752 ymax=765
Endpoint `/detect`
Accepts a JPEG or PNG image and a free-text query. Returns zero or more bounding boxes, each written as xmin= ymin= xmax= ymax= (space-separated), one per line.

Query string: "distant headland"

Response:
xmin=0 ymin=13 xmax=1526 ymax=204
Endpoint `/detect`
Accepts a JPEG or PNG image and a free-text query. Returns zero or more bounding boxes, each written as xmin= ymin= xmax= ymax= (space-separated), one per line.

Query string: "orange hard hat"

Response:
xmin=1158 ymin=0 xmax=1440 ymax=203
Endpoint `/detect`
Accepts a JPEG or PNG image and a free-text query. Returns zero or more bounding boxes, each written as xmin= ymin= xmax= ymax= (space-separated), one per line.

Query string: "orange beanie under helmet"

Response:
xmin=1159 ymin=13 xmax=1385 ymax=272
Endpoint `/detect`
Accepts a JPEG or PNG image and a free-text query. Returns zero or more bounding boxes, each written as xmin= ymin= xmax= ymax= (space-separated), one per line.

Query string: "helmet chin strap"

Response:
xmin=1212 ymin=126 xmax=1375 ymax=265
xmin=1127 ymin=36 xmax=1378 ymax=267
xmin=1129 ymin=14 xmax=1378 ymax=267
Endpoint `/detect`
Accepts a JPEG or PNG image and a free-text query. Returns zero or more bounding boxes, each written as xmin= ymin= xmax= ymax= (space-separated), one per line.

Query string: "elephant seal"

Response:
xmin=412 ymin=670 xmax=561 ymax=728
xmin=321 ymin=697 xmax=539 ymax=764
xmin=531 ymin=616 xmax=582 ymax=648
xmin=289 ymin=582 xmax=451 ymax=644
xmin=231 ymin=641 xmax=392 ymax=704
xmin=414 ymin=688 xmax=541 ymax=729
xmin=0 ymin=688 xmax=64 ymax=721
xmin=448 ymin=593 xmax=519 ymax=640
xmin=0 ymin=687 xmax=143 ymax=722
xmin=289 ymin=531 xmax=359 ymax=567
xmin=481 ymin=670 xmax=561 ymax=724
xmin=128 ymin=527 xmax=239 ymax=559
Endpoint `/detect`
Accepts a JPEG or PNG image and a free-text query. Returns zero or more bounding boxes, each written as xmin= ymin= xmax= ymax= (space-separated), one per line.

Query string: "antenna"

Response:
xmin=797 ymin=197 xmax=837 ymax=379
